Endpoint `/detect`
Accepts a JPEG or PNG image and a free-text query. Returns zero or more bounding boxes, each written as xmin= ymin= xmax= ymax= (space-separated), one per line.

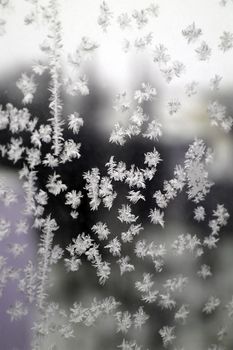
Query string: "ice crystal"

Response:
xmin=219 ymin=31 xmax=233 ymax=52
xmin=195 ymin=41 xmax=212 ymax=61
xmin=207 ymin=101 xmax=233 ymax=132
xmin=182 ymin=22 xmax=202 ymax=44
xmin=184 ymin=139 xmax=213 ymax=203
xmin=159 ymin=326 xmax=176 ymax=347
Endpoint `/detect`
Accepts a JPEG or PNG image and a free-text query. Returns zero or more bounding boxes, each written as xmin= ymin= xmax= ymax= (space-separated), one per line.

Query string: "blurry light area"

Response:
xmin=1 ymin=0 xmax=233 ymax=85
xmin=0 ymin=0 xmax=233 ymax=179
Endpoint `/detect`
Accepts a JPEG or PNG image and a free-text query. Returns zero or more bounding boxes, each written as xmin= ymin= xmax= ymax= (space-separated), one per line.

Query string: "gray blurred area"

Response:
xmin=0 ymin=61 xmax=233 ymax=350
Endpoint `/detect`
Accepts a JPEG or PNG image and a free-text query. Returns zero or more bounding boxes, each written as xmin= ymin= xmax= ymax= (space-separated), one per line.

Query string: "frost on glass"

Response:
xmin=0 ymin=0 xmax=233 ymax=350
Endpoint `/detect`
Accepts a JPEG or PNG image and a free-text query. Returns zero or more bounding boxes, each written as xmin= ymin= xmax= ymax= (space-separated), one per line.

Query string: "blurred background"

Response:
xmin=0 ymin=0 xmax=233 ymax=349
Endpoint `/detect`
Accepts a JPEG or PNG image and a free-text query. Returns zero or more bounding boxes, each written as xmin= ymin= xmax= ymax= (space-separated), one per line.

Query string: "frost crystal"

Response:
xmin=182 ymin=22 xmax=202 ymax=44
xmin=207 ymin=101 xmax=233 ymax=132
xmin=195 ymin=41 xmax=212 ymax=61
xmin=219 ymin=31 xmax=233 ymax=52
